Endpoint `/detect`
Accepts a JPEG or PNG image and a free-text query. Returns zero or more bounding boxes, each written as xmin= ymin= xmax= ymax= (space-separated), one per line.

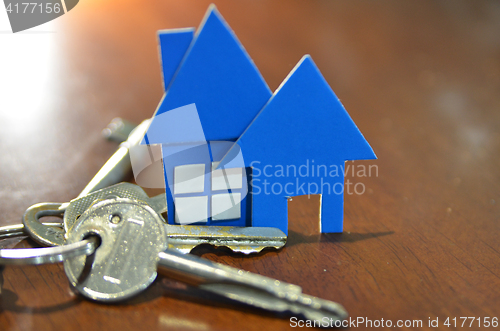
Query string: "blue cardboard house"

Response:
xmin=143 ymin=6 xmax=376 ymax=234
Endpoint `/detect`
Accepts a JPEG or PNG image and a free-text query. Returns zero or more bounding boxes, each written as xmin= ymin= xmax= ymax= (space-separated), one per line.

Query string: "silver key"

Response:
xmin=64 ymin=183 xmax=286 ymax=253
xmin=64 ymin=199 xmax=166 ymax=301
xmin=27 ymin=183 xmax=286 ymax=253
xmin=63 ymin=198 xmax=347 ymax=322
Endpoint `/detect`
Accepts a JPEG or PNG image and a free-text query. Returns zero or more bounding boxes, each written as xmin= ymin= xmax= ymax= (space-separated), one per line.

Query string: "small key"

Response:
xmin=23 ymin=119 xmax=151 ymax=247
xmin=63 ymin=199 xmax=347 ymax=322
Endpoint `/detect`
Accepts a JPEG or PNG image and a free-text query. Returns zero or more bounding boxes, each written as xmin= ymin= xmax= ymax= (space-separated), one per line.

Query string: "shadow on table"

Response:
xmin=286 ymin=230 xmax=395 ymax=247
xmin=174 ymin=230 xmax=395 ymax=258
xmin=154 ymin=277 xmax=294 ymax=320
xmin=0 ymin=287 xmax=82 ymax=314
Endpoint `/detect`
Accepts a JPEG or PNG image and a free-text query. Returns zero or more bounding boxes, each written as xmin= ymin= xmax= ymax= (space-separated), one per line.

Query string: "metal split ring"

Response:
xmin=0 ymin=223 xmax=98 ymax=265
xmin=0 ymin=236 xmax=98 ymax=265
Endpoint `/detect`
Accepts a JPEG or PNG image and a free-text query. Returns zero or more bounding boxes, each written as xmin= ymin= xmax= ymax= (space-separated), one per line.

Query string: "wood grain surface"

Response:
xmin=1 ymin=1 xmax=499 ymax=330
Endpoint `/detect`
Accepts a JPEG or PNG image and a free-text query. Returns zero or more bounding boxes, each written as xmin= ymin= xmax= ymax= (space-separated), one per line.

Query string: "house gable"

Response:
xmin=221 ymin=55 xmax=376 ymax=169
xmin=145 ymin=6 xmax=272 ymax=144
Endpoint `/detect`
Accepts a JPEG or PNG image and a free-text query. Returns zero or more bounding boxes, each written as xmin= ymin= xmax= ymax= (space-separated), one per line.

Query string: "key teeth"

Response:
xmin=228 ymin=245 xmax=281 ymax=254
xmin=168 ymin=244 xmax=284 ymax=255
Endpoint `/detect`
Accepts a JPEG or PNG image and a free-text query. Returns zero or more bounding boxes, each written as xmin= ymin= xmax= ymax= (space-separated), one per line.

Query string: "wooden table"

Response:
xmin=1 ymin=1 xmax=499 ymax=330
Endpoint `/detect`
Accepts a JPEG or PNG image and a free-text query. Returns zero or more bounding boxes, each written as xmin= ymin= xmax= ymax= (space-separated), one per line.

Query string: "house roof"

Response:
xmin=144 ymin=6 xmax=272 ymax=144
xmin=219 ymin=55 xmax=376 ymax=169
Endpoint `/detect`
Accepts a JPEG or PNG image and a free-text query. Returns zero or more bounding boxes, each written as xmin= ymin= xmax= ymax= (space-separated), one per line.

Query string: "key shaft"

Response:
xmin=157 ymin=250 xmax=348 ymax=322
xmin=77 ymin=119 xmax=150 ymax=199
xmin=23 ymin=119 xmax=149 ymax=247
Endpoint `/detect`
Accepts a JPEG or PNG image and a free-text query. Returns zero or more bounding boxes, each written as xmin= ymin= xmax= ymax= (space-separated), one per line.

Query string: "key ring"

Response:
xmin=0 ymin=221 xmax=63 ymax=240
xmin=0 ymin=235 xmax=98 ymax=265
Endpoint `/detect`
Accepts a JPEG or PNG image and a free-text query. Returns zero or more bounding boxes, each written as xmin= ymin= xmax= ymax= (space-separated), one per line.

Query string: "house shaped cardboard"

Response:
xmin=143 ymin=6 xmax=376 ymax=234
xmin=218 ymin=56 xmax=376 ymax=233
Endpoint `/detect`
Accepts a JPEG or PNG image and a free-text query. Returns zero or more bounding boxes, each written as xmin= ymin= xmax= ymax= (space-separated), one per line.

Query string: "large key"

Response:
xmin=26 ymin=183 xmax=286 ymax=253
xmin=63 ymin=198 xmax=347 ymax=321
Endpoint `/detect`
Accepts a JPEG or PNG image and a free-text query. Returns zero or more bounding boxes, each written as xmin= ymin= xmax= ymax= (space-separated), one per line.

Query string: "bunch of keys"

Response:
xmin=0 ymin=118 xmax=348 ymax=323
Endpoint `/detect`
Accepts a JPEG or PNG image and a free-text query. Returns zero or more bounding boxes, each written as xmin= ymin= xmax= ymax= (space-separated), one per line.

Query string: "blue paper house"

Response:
xmin=143 ymin=6 xmax=376 ymax=234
